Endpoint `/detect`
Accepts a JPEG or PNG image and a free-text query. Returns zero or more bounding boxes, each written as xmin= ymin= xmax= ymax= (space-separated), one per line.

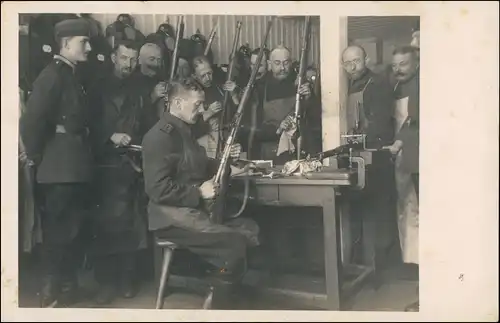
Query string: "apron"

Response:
xmin=339 ymin=78 xmax=372 ymax=266
xmin=346 ymin=78 xmax=371 ymax=132
xmin=197 ymin=85 xmax=224 ymax=159
xmin=260 ymin=85 xmax=296 ymax=160
xmin=394 ymin=93 xmax=419 ymax=265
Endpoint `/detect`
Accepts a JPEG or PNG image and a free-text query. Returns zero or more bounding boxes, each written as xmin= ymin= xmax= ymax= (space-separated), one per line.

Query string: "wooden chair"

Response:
xmin=154 ymin=237 xmax=178 ymax=309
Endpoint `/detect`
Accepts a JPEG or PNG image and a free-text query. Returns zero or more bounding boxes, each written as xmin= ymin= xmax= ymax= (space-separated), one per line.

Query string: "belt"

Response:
xmin=55 ymin=124 xmax=89 ymax=136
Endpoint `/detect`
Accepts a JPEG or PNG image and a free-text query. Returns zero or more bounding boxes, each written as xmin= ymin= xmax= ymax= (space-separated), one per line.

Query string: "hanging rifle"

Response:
xmin=216 ymin=21 xmax=243 ymax=159
xmin=169 ymin=15 xmax=185 ymax=81
xmin=293 ymin=16 xmax=312 ymax=160
xmin=204 ymin=21 xmax=218 ymax=56
xmin=163 ymin=15 xmax=185 ymax=115
xmin=207 ymin=20 xmax=273 ymax=224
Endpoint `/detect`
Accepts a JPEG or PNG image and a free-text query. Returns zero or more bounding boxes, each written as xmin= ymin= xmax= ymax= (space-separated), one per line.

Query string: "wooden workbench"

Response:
xmin=227 ymin=173 xmax=376 ymax=310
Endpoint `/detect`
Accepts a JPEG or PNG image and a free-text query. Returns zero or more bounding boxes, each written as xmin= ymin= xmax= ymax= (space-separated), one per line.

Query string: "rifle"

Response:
xmin=293 ymin=16 xmax=312 ymax=160
xmin=163 ymin=15 xmax=184 ymax=115
xmin=207 ymin=20 xmax=273 ymax=224
xmin=216 ymin=21 xmax=243 ymax=158
xmin=169 ymin=15 xmax=185 ymax=81
xmin=204 ymin=21 xmax=218 ymax=56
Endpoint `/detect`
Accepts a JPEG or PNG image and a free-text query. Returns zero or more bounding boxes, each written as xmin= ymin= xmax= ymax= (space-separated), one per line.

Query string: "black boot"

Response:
xmin=95 ymin=284 xmax=117 ymax=305
xmin=120 ymin=271 xmax=138 ymax=299
xmin=119 ymin=254 xmax=138 ymax=299
xmin=58 ymin=278 xmax=80 ymax=307
xmin=39 ymin=275 xmax=59 ymax=308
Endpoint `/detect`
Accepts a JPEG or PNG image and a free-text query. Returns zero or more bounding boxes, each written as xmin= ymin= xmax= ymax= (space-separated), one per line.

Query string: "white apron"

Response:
xmin=394 ymin=95 xmax=419 ymax=265
xmin=197 ymin=86 xmax=224 ymax=159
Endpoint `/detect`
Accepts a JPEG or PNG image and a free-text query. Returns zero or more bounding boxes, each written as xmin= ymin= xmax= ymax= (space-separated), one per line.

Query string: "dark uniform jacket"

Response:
xmin=348 ymin=68 xmax=395 ymax=149
xmin=86 ymin=73 xmax=149 ymax=254
xmin=20 ymin=55 xmax=93 ymax=184
xmin=88 ymin=73 xmax=146 ymax=162
xmin=142 ymin=114 xmax=219 ymax=231
xmin=395 ymin=71 xmax=420 ymax=174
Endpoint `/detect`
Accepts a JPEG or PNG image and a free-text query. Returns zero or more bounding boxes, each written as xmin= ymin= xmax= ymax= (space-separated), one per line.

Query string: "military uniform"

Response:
xmin=142 ymin=113 xmax=259 ymax=308
xmin=19 ymin=18 xmax=94 ymax=308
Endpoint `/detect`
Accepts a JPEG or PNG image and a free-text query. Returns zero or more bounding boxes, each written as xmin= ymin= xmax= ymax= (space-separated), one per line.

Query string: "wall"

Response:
xmin=91 ymin=14 xmax=321 ymax=67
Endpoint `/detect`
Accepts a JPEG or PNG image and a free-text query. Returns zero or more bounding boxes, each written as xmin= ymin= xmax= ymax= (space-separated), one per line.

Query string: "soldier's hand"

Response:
xmin=223 ymin=81 xmax=237 ymax=93
xmin=200 ymin=180 xmax=217 ymax=199
xmin=151 ymin=82 xmax=167 ymax=102
xmin=204 ymin=101 xmax=223 ymax=121
xmin=229 ymin=143 xmax=242 ymax=159
xmin=111 ymin=133 xmax=132 ymax=147
xmin=298 ymin=82 xmax=311 ymax=100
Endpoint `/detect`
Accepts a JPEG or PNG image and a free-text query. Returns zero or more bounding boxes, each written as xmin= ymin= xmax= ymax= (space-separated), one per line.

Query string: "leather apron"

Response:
xmin=260 ymin=84 xmax=296 ymax=160
xmin=346 ymin=77 xmax=372 ymax=132
xmin=394 ymin=85 xmax=419 ymax=265
xmin=197 ymin=85 xmax=224 ymax=159
xmin=340 ymin=78 xmax=372 ymax=266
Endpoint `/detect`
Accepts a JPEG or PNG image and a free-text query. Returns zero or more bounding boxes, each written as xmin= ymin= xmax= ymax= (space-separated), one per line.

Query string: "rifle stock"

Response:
xmin=208 ymin=20 xmax=273 ymax=224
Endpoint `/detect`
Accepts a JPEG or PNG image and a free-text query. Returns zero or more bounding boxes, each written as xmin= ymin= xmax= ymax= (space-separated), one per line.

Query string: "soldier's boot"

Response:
xmin=58 ymin=277 xmax=80 ymax=307
xmin=204 ymin=260 xmax=246 ymax=310
xmin=39 ymin=275 xmax=59 ymax=308
xmin=119 ymin=254 xmax=138 ymax=299
xmin=95 ymin=283 xmax=117 ymax=305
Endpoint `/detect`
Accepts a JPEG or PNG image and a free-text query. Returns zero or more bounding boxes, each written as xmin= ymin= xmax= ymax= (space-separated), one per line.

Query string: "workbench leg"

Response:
xmin=362 ymin=217 xmax=379 ymax=290
xmin=323 ymin=193 xmax=341 ymax=311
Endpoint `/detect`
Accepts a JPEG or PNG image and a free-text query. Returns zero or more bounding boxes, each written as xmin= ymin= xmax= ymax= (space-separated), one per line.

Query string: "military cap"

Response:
xmin=239 ymin=43 xmax=252 ymax=58
xmin=54 ymin=18 xmax=91 ymax=39
xmin=157 ymin=23 xmax=175 ymax=38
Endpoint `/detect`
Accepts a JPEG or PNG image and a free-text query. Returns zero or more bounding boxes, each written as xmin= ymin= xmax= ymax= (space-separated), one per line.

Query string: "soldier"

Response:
xmin=132 ymin=42 xmax=167 ymax=132
xmin=239 ymin=46 xmax=320 ymax=163
xmin=190 ymin=55 xmax=240 ymax=159
xmin=19 ymin=18 xmax=94 ymax=308
xmin=87 ymin=40 xmax=148 ymax=305
xmin=141 ymin=78 xmax=260 ymax=309
xmin=340 ymin=45 xmax=397 ymax=278
xmin=384 ymin=45 xmax=420 ymax=313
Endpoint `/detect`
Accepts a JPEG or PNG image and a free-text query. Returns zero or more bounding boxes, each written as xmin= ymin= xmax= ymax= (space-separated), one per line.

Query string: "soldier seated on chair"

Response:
xmin=141 ymin=77 xmax=260 ymax=310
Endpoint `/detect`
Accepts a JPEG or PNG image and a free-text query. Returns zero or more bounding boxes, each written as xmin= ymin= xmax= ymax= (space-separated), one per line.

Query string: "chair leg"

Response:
xmin=155 ymin=248 xmax=174 ymax=309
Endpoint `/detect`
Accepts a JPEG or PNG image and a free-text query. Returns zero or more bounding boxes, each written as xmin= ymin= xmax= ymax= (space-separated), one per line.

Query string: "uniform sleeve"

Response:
xmin=20 ymin=68 xmax=62 ymax=164
xmin=142 ymin=132 xmax=202 ymax=208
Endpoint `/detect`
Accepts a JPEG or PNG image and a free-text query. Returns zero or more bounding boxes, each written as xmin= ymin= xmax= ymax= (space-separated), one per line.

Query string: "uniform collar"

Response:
xmin=54 ymin=55 xmax=76 ymax=72
xmin=162 ymin=113 xmax=193 ymax=136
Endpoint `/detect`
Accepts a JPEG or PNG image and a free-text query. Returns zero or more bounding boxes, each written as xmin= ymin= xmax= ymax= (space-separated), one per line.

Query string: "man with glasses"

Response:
xmin=340 ymin=45 xmax=397 ymax=281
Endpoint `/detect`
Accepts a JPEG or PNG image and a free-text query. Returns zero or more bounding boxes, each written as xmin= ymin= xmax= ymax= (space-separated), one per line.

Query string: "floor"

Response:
xmin=18 ymin=253 xmax=418 ymax=311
